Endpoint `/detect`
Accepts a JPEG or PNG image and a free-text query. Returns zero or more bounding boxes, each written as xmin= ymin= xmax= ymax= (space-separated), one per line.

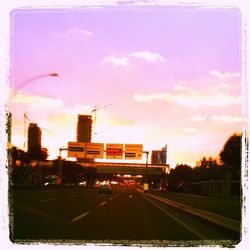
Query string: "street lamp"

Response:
xmin=12 ymin=73 xmax=59 ymax=96
xmin=49 ymin=73 xmax=59 ymax=77
xmin=8 ymin=72 xmax=59 ymax=150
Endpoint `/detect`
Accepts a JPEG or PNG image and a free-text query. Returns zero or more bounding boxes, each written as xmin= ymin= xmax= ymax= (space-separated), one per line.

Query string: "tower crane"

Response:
xmin=92 ymin=103 xmax=114 ymax=135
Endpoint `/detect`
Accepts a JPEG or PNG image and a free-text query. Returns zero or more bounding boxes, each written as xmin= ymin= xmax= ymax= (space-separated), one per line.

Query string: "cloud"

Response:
xmin=65 ymin=27 xmax=92 ymax=37
xmin=133 ymin=93 xmax=175 ymax=103
xmin=189 ymin=116 xmax=207 ymax=122
xmin=183 ymin=127 xmax=196 ymax=133
xmin=102 ymin=56 xmax=129 ymax=66
xmin=173 ymin=85 xmax=198 ymax=95
xmin=102 ymin=51 xmax=165 ymax=67
xmin=210 ymin=115 xmax=245 ymax=123
xmin=66 ymin=104 xmax=93 ymax=116
xmin=189 ymin=115 xmax=244 ymax=123
xmin=130 ymin=51 xmax=165 ymax=63
xmin=210 ymin=70 xmax=240 ymax=80
xmin=108 ymin=117 xmax=134 ymax=126
xmin=212 ymin=84 xmax=231 ymax=93
xmin=133 ymin=85 xmax=241 ymax=108
xmin=52 ymin=27 xmax=92 ymax=42
xmin=133 ymin=92 xmax=241 ymax=107
xmin=12 ymin=92 xmax=63 ymax=110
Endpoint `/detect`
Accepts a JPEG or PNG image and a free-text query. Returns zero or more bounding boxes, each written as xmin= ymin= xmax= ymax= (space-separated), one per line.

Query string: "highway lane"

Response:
xmin=11 ymin=186 xmax=123 ymax=239
xmin=149 ymin=189 xmax=241 ymax=220
xmin=10 ymin=186 xmax=240 ymax=244
xmin=65 ymin=188 xmax=201 ymax=241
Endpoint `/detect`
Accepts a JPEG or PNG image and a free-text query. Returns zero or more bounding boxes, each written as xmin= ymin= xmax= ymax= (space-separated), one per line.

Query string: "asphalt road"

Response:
xmin=150 ymin=189 xmax=241 ymax=220
xmin=10 ymin=186 xmax=240 ymax=245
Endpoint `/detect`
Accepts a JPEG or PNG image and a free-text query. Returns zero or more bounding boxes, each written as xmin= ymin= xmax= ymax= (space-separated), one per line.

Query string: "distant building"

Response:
xmin=76 ymin=115 xmax=93 ymax=162
xmin=151 ymin=145 xmax=167 ymax=165
xmin=28 ymin=123 xmax=41 ymax=160
xmin=77 ymin=115 xmax=92 ymax=142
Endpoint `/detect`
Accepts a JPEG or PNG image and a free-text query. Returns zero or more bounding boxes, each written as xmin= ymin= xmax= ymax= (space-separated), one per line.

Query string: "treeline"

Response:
xmin=11 ymin=158 xmax=98 ymax=185
xmin=167 ymin=133 xmax=243 ymax=192
xmin=10 ymin=146 xmax=49 ymax=165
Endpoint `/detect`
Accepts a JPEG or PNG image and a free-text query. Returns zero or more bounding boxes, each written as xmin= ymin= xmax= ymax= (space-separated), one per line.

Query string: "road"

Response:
xmin=10 ymin=185 xmax=241 ymax=245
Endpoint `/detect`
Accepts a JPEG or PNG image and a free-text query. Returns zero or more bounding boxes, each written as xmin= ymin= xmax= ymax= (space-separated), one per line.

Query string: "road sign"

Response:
xmin=68 ymin=142 xmax=85 ymax=158
xmin=86 ymin=143 xmax=104 ymax=159
xmin=125 ymin=144 xmax=143 ymax=160
xmin=143 ymin=183 xmax=149 ymax=192
xmin=106 ymin=143 xmax=124 ymax=159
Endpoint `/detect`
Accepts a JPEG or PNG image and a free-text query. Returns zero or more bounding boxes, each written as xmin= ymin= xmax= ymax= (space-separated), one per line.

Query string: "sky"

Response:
xmin=9 ymin=6 xmax=244 ymax=167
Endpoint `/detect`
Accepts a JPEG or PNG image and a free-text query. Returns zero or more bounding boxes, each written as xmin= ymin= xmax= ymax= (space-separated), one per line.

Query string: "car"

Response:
xmin=98 ymin=184 xmax=112 ymax=194
xmin=78 ymin=181 xmax=87 ymax=187
xmin=158 ymin=186 xmax=167 ymax=192
xmin=44 ymin=175 xmax=61 ymax=186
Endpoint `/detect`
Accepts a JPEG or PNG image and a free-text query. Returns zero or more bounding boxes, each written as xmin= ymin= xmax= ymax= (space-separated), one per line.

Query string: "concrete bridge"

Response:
xmin=79 ymin=162 xmax=167 ymax=176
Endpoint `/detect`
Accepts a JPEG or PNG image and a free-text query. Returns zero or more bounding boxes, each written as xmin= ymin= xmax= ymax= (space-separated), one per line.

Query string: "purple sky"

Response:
xmin=10 ymin=6 xmax=243 ymax=166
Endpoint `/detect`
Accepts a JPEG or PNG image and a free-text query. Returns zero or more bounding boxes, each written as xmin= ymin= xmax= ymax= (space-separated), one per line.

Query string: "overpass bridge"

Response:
xmin=79 ymin=162 xmax=167 ymax=176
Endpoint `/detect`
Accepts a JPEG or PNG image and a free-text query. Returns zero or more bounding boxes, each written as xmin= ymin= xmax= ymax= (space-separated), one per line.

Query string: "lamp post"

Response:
xmin=12 ymin=73 xmax=59 ymax=96
xmin=9 ymin=73 xmax=59 ymax=150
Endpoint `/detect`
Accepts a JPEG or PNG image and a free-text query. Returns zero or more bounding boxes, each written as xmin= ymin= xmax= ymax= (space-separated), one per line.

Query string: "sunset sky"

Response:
xmin=9 ymin=6 xmax=244 ymax=167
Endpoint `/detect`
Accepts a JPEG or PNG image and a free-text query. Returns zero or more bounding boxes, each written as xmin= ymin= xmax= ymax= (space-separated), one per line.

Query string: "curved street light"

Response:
xmin=8 ymin=72 xmax=59 ymax=150
xmin=12 ymin=73 xmax=59 ymax=96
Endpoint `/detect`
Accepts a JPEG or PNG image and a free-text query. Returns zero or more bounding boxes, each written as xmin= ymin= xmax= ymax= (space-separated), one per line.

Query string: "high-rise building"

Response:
xmin=28 ymin=123 xmax=42 ymax=159
xmin=76 ymin=115 xmax=92 ymax=162
xmin=77 ymin=115 xmax=92 ymax=142
xmin=151 ymin=145 xmax=167 ymax=165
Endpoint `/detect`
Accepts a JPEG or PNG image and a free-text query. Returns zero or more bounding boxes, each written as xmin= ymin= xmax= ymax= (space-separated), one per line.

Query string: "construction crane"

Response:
xmin=92 ymin=103 xmax=114 ymax=135
xmin=40 ymin=127 xmax=54 ymax=135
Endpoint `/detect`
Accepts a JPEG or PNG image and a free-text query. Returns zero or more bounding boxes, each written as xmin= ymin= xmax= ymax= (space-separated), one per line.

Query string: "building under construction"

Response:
xmin=76 ymin=115 xmax=92 ymax=162
xmin=77 ymin=115 xmax=92 ymax=143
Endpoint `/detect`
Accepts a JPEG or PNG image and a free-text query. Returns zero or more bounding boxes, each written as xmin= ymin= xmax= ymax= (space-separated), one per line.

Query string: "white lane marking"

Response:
xmin=142 ymin=195 xmax=207 ymax=240
xmin=99 ymin=201 xmax=107 ymax=206
xmin=68 ymin=192 xmax=78 ymax=198
xmin=69 ymin=211 xmax=90 ymax=223
xmin=69 ymin=191 xmax=122 ymax=223
xmin=40 ymin=198 xmax=56 ymax=203
xmin=69 ymin=195 xmax=77 ymax=198
xmin=69 ymin=192 xmax=78 ymax=195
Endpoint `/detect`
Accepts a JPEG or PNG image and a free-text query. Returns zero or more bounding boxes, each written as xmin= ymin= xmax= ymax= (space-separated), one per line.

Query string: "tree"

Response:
xmin=219 ymin=133 xmax=241 ymax=167
xmin=40 ymin=148 xmax=49 ymax=161
xmin=194 ymin=156 xmax=224 ymax=181
xmin=10 ymin=147 xmax=30 ymax=166
xmin=27 ymin=147 xmax=48 ymax=161
xmin=195 ymin=156 xmax=219 ymax=169
xmin=168 ymin=164 xmax=193 ymax=191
